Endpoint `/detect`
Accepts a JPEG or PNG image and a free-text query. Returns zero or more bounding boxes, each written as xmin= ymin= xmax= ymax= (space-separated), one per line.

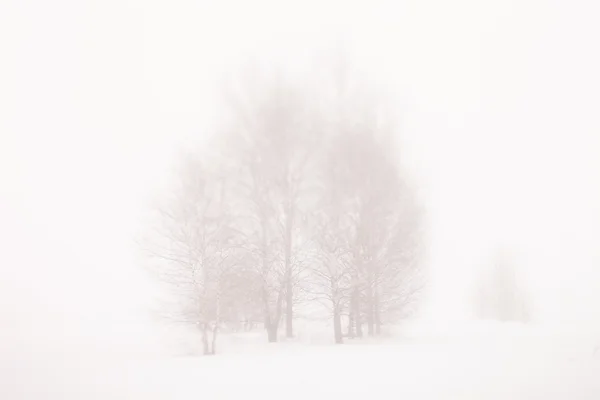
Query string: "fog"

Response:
xmin=2 ymin=0 xmax=600 ymax=398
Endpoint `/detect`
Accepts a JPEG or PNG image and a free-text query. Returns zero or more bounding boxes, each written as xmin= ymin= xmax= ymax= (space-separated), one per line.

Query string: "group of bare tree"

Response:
xmin=145 ymin=61 xmax=423 ymax=354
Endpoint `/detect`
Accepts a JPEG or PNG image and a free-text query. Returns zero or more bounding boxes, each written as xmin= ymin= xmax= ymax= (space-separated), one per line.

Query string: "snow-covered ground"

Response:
xmin=4 ymin=322 xmax=600 ymax=400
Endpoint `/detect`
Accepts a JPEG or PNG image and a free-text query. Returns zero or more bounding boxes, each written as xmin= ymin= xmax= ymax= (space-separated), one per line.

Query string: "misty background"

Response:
xmin=2 ymin=0 xmax=600 ymax=358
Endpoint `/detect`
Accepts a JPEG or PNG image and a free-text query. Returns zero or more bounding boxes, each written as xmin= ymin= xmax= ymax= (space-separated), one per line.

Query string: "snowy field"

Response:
xmin=3 ymin=1 xmax=600 ymax=400
xmin=4 ymin=322 xmax=600 ymax=400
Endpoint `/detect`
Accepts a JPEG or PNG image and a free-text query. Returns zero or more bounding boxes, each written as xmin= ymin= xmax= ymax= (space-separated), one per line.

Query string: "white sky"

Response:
xmin=1 ymin=0 xmax=600 ymax=350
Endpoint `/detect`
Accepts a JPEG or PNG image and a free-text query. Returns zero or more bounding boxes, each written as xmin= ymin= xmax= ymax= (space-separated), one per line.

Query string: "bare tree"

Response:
xmin=145 ymin=55 xmax=423 ymax=350
xmin=303 ymin=58 xmax=424 ymax=342
xmin=374 ymin=210 xmax=424 ymax=330
xmin=304 ymin=141 xmax=357 ymax=344
xmin=314 ymin=49 xmax=423 ymax=340
xmin=145 ymin=153 xmax=242 ymax=355
xmin=305 ymin=130 xmax=422 ymax=344
xmin=358 ymin=145 xmax=423 ymax=334
xmin=219 ymin=69 xmax=320 ymax=341
xmin=474 ymin=250 xmax=531 ymax=323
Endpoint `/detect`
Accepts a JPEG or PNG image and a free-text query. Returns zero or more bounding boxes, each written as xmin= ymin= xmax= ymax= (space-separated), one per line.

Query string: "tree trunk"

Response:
xmin=267 ymin=322 xmax=278 ymax=343
xmin=264 ymin=313 xmax=279 ymax=342
xmin=333 ymin=307 xmax=343 ymax=344
xmin=262 ymin=280 xmax=283 ymax=343
xmin=210 ymin=286 xmax=221 ymax=355
xmin=374 ymin=289 xmax=381 ymax=335
xmin=264 ymin=294 xmax=282 ymax=343
xmin=366 ymin=282 xmax=374 ymax=336
xmin=354 ymin=287 xmax=363 ymax=338
xmin=347 ymin=309 xmax=355 ymax=338
xmin=285 ymin=280 xmax=293 ymax=338
xmin=284 ymin=202 xmax=294 ymax=338
xmin=201 ymin=323 xmax=210 ymax=355
xmin=210 ymin=323 xmax=218 ymax=355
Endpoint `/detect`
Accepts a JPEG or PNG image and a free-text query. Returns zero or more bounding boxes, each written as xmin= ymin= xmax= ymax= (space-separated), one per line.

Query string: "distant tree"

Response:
xmin=474 ymin=251 xmax=530 ymax=322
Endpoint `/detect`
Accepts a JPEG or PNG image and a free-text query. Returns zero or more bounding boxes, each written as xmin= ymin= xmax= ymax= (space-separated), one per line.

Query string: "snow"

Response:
xmin=3 ymin=322 xmax=600 ymax=399
xmin=3 ymin=1 xmax=600 ymax=399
